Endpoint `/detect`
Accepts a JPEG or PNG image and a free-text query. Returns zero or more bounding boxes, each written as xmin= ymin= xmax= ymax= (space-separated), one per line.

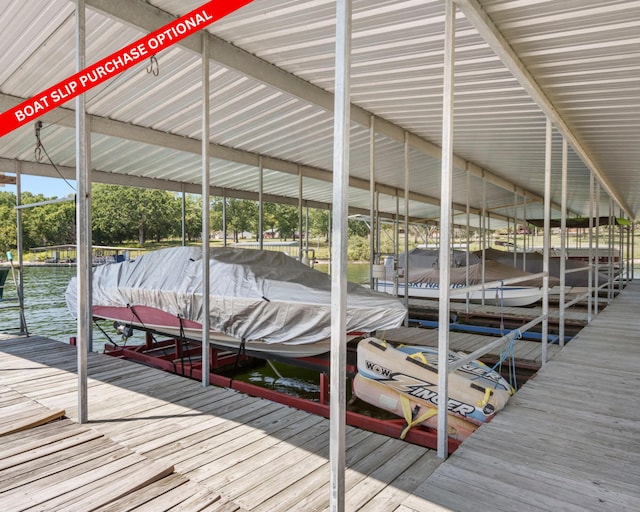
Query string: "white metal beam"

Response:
xmin=330 ymin=0 xmax=351 ymax=508
xmin=75 ymin=0 xmax=91 ymax=424
xmin=201 ymin=32 xmax=211 ymax=388
xmin=437 ymin=0 xmax=455 ymax=460
xmin=541 ymin=118 xmax=551 ymax=365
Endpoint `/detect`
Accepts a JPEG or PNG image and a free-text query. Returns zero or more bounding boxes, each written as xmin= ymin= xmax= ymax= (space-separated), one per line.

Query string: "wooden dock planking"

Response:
xmin=0 ymin=381 xmax=242 ymax=511
xmin=0 ymin=396 xmax=241 ymax=512
xmin=136 ymin=399 xmax=282 ymax=464
xmin=196 ymin=414 xmax=334 ymax=491
xmin=0 ymin=407 xmax=65 ymax=436
xmin=186 ymin=411 xmax=327 ymax=485
xmin=0 ymin=334 xmax=437 ymax=511
xmin=242 ymin=430 xmax=395 ymax=511
xmin=271 ymin=438 xmax=429 ymax=512
xmin=159 ymin=407 xmax=316 ymax=474
xmin=356 ymin=451 xmax=441 ymax=512
xmin=0 ymin=436 xmax=121 ymax=492
xmin=92 ymin=473 xmax=194 ymax=512
xmin=238 ymin=430 xmax=376 ymax=510
xmin=400 ymin=282 xmax=640 ymax=511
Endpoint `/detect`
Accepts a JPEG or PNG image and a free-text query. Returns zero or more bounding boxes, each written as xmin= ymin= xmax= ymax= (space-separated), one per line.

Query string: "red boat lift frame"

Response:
xmin=80 ymin=331 xmax=460 ymax=454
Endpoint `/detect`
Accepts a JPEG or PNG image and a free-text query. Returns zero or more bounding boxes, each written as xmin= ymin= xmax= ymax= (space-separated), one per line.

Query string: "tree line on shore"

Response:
xmin=0 ymin=184 xmax=373 ymax=256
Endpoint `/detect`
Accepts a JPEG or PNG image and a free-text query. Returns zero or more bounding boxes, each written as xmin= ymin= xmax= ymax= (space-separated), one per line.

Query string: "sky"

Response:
xmin=3 ymin=175 xmax=77 ymax=199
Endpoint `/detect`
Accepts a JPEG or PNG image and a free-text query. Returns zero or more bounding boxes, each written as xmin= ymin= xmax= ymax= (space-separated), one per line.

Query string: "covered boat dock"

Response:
xmin=1 ymin=1 xmax=640 ymax=509
xmin=1 ymin=281 xmax=639 ymax=510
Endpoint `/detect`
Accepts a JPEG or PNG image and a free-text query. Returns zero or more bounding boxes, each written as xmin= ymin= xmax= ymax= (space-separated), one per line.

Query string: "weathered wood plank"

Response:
xmin=0 ymin=427 xmax=104 ymax=471
xmin=0 ymin=437 xmax=117 ymax=491
xmin=198 ymin=416 xmax=333 ymax=493
xmin=357 ymin=451 xmax=441 ymax=512
xmin=0 ymin=408 xmax=65 ymax=435
xmin=187 ymin=412 xmax=325 ymax=484
xmin=92 ymin=473 xmax=190 ymax=512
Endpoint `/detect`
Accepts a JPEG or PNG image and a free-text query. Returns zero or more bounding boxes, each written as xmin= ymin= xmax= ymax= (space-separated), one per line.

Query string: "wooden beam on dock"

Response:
xmin=0 ymin=173 xmax=16 ymax=185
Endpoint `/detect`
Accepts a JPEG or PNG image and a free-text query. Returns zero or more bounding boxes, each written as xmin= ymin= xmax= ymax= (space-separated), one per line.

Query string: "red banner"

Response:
xmin=0 ymin=0 xmax=252 ymax=138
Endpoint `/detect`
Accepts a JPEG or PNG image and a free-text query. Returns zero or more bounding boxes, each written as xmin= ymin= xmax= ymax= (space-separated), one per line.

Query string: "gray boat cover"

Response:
xmin=405 ymin=260 xmax=559 ymax=287
xmin=66 ymin=246 xmax=407 ymax=345
xmin=477 ymin=248 xmax=607 ymax=287
xmin=394 ymin=248 xmax=481 ymax=270
xmin=385 ymin=248 xmax=559 ymax=287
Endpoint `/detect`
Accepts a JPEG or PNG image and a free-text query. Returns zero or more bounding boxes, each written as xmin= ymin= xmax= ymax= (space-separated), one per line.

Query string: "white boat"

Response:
xmin=377 ymin=279 xmax=543 ymax=307
xmin=354 ymin=337 xmax=514 ymax=440
xmin=378 ymin=251 xmax=545 ymax=306
xmin=65 ymin=246 xmax=407 ymax=358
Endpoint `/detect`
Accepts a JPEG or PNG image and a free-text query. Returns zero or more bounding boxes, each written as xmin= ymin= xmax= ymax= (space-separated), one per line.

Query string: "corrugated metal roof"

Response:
xmin=0 ymin=0 xmax=638 ymax=227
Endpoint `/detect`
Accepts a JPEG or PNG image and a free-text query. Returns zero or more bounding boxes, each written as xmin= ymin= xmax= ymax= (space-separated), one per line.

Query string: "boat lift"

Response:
xmin=92 ymin=326 xmax=461 ymax=455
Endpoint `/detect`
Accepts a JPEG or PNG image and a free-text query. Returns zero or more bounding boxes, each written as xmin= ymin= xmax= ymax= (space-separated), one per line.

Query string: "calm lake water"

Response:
xmin=0 ymin=262 xmax=374 ymax=351
xmin=1 ymin=266 xmax=78 ymax=343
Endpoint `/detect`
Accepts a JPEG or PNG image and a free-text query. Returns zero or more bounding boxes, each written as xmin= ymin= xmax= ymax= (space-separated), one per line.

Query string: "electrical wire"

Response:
xmin=34 ymin=121 xmax=76 ymax=192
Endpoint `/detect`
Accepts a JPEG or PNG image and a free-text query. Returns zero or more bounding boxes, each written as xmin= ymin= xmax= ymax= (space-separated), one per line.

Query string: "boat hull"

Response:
xmin=377 ymin=280 xmax=542 ymax=307
xmin=93 ymin=305 xmax=333 ymax=358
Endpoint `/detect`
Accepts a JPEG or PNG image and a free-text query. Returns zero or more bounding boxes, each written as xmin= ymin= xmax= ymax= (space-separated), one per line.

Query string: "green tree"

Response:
xmin=262 ymin=202 xmax=278 ymax=237
xmin=137 ymin=189 xmax=180 ymax=243
xmin=92 ymin=185 xmax=181 ymax=245
xmin=348 ymin=217 xmax=370 ymax=238
xmin=274 ymin=204 xmax=298 ymax=240
xmin=210 ymin=198 xmax=224 ymax=235
xmin=308 ymin=208 xmax=329 ymax=241
xmin=92 ymin=185 xmax=133 ymax=244
xmin=0 ymin=191 xmax=16 ymax=253
xmin=183 ymin=194 xmax=203 ymax=242
xmin=22 ymin=200 xmax=75 ymax=247
xmin=226 ymin=199 xmax=257 ymax=242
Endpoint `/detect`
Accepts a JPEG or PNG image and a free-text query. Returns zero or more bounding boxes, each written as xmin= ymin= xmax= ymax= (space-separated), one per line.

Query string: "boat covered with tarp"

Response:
xmin=65 ymin=246 xmax=407 ymax=358
xmin=478 ymin=248 xmax=609 ymax=288
xmin=379 ymin=248 xmax=555 ymax=306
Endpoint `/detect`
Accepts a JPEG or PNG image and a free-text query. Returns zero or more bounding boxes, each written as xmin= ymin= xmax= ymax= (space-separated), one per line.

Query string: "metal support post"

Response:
xmin=222 ymin=189 xmax=227 ymax=247
xmin=587 ymin=179 xmax=600 ymax=316
xmin=258 ymin=156 xmax=264 ymax=251
xmin=369 ymin=116 xmax=376 ymax=288
xmin=15 ymin=164 xmax=27 ymax=335
xmin=437 ymin=0 xmax=455 ymax=460
xmin=559 ymin=138 xmax=567 ymax=347
xmin=181 ymin=186 xmax=187 ymax=246
xmin=608 ymin=197 xmax=614 ymax=302
xmin=75 ymin=0 xmax=91 ymax=423
xmin=481 ymin=177 xmax=486 ymax=305
xmin=618 ymin=207 xmax=623 ymax=292
xmin=403 ymin=132 xmax=410 ymax=318
xmin=541 ymin=118 xmax=551 ymax=365
xmin=201 ymin=32 xmax=211 ymax=386
xmin=298 ymin=165 xmax=303 ymax=261
xmin=330 ymin=0 xmax=351 ymax=508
